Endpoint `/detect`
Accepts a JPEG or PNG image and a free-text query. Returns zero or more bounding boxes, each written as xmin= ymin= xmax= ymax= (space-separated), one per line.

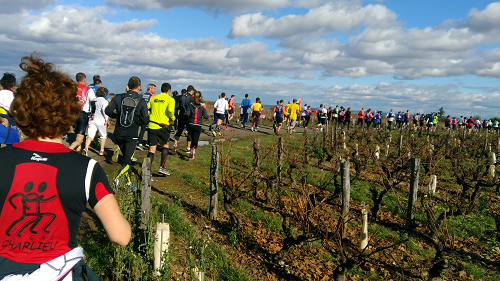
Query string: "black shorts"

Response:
xmin=275 ymin=117 xmax=283 ymax=124
xmin=319 ymin=118 xmax=326 ymax=125
xmin=228 ymin=109 xmax=234 ymax=114
xmin=148 ymin=128 xmax=170 ymax=146
xmin=216 ymin=113 xmax=225 ymax=120
xmin=74 ymin=111 xmax=89 ymax=135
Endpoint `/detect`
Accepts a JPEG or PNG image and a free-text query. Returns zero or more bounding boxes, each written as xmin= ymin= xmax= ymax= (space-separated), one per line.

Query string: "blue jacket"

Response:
xmin=241 ymin=98 xmax=251 ymax=109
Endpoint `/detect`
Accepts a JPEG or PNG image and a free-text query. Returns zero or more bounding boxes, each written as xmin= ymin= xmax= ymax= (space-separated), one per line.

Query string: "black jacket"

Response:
xmin=105 ymin=91 xmax=149 ymax=138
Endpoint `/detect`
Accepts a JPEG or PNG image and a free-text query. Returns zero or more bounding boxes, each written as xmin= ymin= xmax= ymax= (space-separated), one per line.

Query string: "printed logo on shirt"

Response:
xmin=31 ymin=153 xmax=48 ymax=162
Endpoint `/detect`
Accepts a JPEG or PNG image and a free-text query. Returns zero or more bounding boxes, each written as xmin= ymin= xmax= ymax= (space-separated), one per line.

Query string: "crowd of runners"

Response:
xmin=2 ymin=71 xmax=500 ymax=188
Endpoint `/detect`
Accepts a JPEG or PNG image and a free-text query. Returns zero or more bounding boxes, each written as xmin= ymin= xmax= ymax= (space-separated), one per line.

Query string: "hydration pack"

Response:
xmin=120 ymin=96 xmax=141 ymax=127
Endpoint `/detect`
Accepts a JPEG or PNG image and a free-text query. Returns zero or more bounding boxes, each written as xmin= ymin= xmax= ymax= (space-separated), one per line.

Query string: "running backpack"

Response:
xmin=120 ymin=96 xmax=141 ymax=127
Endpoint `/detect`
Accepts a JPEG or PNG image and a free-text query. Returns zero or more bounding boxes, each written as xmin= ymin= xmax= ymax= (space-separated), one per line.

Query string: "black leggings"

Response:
xmin=116 ymin=136 xmax=137 ymax=171
xmin=252 ymin=111 xmax=260 ymax=127
xmin=188 ymin=124 xmax=202 ymax=149
xmin=175 ymin=117 xmax=192 ymax=141
xmin=303 ymin=116 xmax=310 ymax=127
xmin=138 ymin=124 xmax=147 ymax=145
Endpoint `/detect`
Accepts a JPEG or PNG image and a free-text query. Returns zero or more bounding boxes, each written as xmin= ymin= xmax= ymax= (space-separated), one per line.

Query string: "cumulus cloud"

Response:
xmin=105 ymin=0 xmax=291 ymax=13
xmin=229 ymin=1 xmax=397 ymax=38
xmin=463 ymin=2 xmax=500 ymax=34
xmin=0 ymin=0 xmax=56 ymax=14
xmin=1 ymin=2 xmax=500 ymax=118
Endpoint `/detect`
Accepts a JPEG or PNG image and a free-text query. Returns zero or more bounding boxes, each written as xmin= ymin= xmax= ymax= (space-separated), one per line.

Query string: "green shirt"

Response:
xmin=147 ymin=92 xmax=175 ymax=130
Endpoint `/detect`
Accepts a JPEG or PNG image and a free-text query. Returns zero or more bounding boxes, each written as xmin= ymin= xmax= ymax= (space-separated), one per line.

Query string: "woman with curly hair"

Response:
xmin=0 ymin=53 xmax=130 ymax=280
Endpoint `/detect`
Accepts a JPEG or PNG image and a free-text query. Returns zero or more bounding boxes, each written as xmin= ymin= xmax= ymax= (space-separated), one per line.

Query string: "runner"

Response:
xmin=404 ymin=110 xmax=410 ymax=130
xmin=213 ymin=93 xmax=228 ymax=136
xmin=303 ymin=105 xmax=312 ymax=128
xmin=365 ymin=108 xmax=373 ymax=129
xmin=332 ymin=105 xmax=339 ymax=128
xmin=299 ymin=103 xmax=307 ymax=126
xmin=0 ymin=73 xmax=20 ymax=145
xmin=105 ymin=76 xmax=149 ymax=186
xmin=345 ymin=107 xmax=352 ymax=130
xmin=444 ymin=115 xmax=451 ymax=131
xmin=171 ymin=90 xmax=179 ymax=131
xmin=251 ymin=98 xmax=263 ymax=132
xmin=227 ymin=95 xmax=235 ymax=128
xmin=466 ymin=116 xmax=474 ymax=133
xmin=316 ymin=104 xmax=327 ymax=130
xmin=187 ymin=91 xmax=210 ymax=159
xmin=272 ymin=100 xmax=286 ymax=135
xmin=373 ymin=110 xmax=381 ymax=129
xmin=419 ymin=113 xmax=426 ymax=128
xmin=285 ymin=101 xmax=291 ymax=126
xmin=357 ymin=108 xmax=365 ymax=128
xmin=69 ymin=73 xmax=96 ymax=152
xmin=339 ymin=106 xmax=345 ymax=129
xmin=451 ymin=117 xmax=457 ymax=131
xmin=386 ymin=109 xmax=395 ymax=131
xmin=0 ymin=53 xmax=130 ymax=280
xmin=137 ymin=83 xmax=156 ymax=150
xmin=83 ymin=87 xmax=109 ymax=156
xmin=146 ymin=83 xmax=175 ymax=176
xmin=287 ymin=99 xmax=301 ymax=137
xmin=173 ymin=86 xmax=195 ymax=153
xmin=240 ymin=94 xmax=251 ymax=129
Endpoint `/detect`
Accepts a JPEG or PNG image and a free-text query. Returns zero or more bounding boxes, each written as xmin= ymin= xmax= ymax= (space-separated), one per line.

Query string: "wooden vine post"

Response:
xmin=406 ymin=158 xmax=420 ymax=227
xmin=314 ymin=128 xmax=318 ymax=150
xmin=141 ymin=157 xmax=152 ymax=229
xmin=253 ymin=139 xmax=260 ymax=198
xmin=209 ymin=144 xmax=219 ymax=220
xmin=277 ymin=137 xmax=283 ymax=183
xmin=341 ymin=159 xmax=351 ymax=239
xmin=304 ymin=127 xmax=309 ymax=162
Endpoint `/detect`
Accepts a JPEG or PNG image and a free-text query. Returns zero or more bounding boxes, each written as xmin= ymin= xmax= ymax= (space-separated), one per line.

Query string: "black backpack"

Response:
xmin=120 ymin=96 xmax=142 ymax=127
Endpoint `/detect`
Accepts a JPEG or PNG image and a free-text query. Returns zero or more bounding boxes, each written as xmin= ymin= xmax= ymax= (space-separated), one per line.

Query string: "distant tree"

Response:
xmin=472 ymin=114 xmax=481 ymax=120
xmin=438 ymin=107 xmax=445 ymax=117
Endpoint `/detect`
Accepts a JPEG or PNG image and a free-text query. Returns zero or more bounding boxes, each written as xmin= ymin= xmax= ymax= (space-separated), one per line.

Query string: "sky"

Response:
xmin=1 ymin=0 xmax=500 ymax=118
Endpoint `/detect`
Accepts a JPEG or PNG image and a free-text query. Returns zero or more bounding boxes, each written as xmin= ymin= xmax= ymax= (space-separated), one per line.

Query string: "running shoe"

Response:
xmin=99 ymin=149 xmax=107 ymax=156
xmin=132 ymin=157 xmax=137 ymax=162
xmin=218 ymin=131 xmax=222 ymax=136
xmin=136 ymin=144 xmax=145 ymax=150
xmin=113 ymin=178 xmax=120 ymax=188
xmin=186 ymin=148 xmax=191 ymax=154
xmin=225 ymin=126 xmax=228 ymax=130
xmin=184 ymin=130 xmax=189 ymax=137
xmin=82 ymin=148 xmax=88 ymax=156
xmin=251 ymin=127 xmax=254 ymax=132
xmin=212 ymin=131 xmax=217 ymax=137
xmin=158 ymin=166 xmax=171 ymax=176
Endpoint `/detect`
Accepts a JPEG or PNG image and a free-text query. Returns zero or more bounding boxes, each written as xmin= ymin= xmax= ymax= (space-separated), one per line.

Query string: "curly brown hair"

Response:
xmin=10 ymin=52 xmax=81 ymax=140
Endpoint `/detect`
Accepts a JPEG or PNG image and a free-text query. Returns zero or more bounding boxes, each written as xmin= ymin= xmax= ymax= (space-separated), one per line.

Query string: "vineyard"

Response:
xmin=212 ymin=126 xmax=500 ymax=280
xmin=79 ymin=124 xmax=500 ymax=280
